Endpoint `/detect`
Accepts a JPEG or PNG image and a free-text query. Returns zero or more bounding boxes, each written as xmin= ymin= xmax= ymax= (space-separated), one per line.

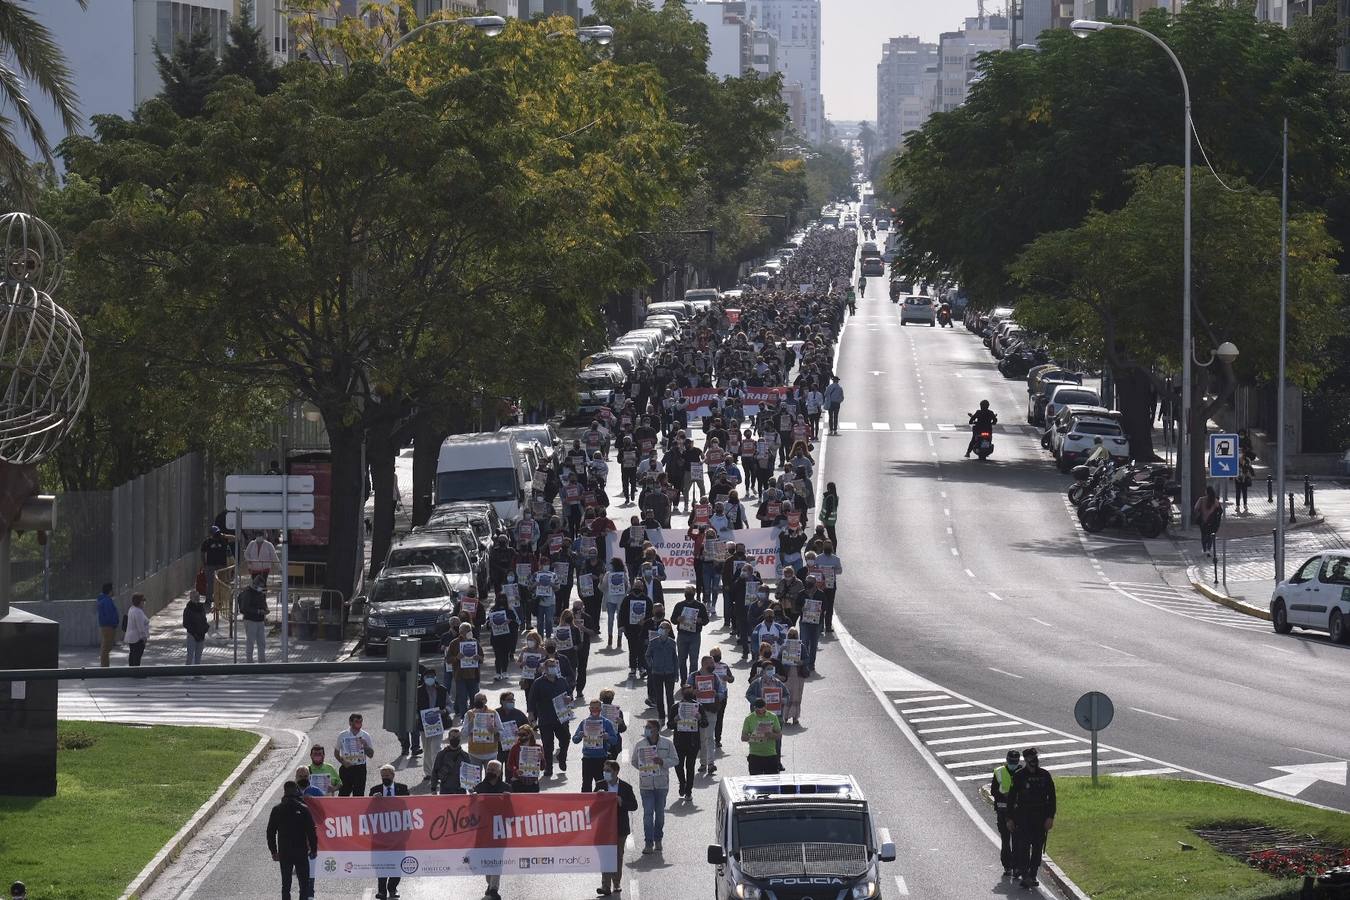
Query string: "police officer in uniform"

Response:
xmin=990 ymin=749 xmax=1020 ymax=876
xmin=1008 ymin=746 xmax=1056 ymax=889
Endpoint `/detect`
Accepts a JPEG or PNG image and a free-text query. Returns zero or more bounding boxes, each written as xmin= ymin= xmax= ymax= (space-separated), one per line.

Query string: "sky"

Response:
xmin=821 ymin=0 xmax=984 ymax=123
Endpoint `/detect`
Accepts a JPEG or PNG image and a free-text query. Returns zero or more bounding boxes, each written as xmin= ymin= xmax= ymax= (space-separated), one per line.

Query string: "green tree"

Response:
xmin=890 ymin=0 xmax=1350 ymax=306
xmin=223 ymin=0 xmax=279 ymax=95
xmin=154 ymin=27 xmax=222 ymax=119
xmin=1010 ymin=167 xmax=1343 ymax=495
xmin=0 ymin=0 xmax=86 ymax=201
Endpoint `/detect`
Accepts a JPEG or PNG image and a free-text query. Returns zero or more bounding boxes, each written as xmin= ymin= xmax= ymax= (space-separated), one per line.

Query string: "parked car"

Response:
xmin=362 ymin=565 xmax=459 ymax=654
xmin=382 ymin=533 xmax=477 ymax=595
xmin=1043 ymin=383 xmax=1103 ymax=427
xmin=1270 ymin=550 xmax=1350 ymax=641
xmin=1048 ymin=406 xmax=1130 ymax=471
xmin=1028 ymin=372 xmax=1085 ymax=425
xmin=900 ymin=295 xmax=936 ymax=326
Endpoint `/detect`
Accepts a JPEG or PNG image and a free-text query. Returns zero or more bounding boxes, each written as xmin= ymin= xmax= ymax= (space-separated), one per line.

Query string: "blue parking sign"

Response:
xmin=1208 ymin=433 xmax=1239 ymax=478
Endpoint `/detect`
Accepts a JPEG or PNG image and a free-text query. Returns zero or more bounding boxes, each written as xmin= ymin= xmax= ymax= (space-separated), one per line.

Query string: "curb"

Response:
xmin=1186 ymin=566 xmax=1271 ymax=621
xmin=120 ymin=730 xmax=272 ymax=900
xmin=977 ymin=784 xmax=1092 ymax=900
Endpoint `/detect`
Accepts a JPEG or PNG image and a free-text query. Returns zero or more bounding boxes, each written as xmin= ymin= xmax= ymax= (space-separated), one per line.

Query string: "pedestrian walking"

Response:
xmin=431 ymin=728 xmax=473 ymax=794
xmin=336 ymin=713 xmax=375 ymax=796
xmin=239 ymin=573 xmax=269 ymax=663
xmin=669 ymin=683 xmax=704 ymax=800
xmin=593 ymin=760 xmax=637 ymax=896
xmin=95 ymin=581 xmax=118 ymax=667
xmin=1192 ymin=486 xmax=1223 ymax=556
xmin=1008 ymin=746 xmax=1056 ymax=889
xmin=819 ymin=482 xmax=839 ymax=548
xmin=572 ymin=698 xmax=619 ymax=791
xmin=183 ymin=592 xmax=208 ymax=665
xmin=411 ymin=667 xmax=449 ymax=777
xmin=741 ymin=696 xmax=782 ymax=775
xmin=306 ymin=745 xmax=339 ymax=796
xmin=670 ymin=586 xmax=709 ymax=683
xmin=1236 ymin=454 xmax=1254 ymax=514
xmin=265 ymin=781 xmax=317 ymax=900
xmin=474 ymin=761 xmax=510 ymax=900
xmin=992 ymin=749 xmax=1020 ymax=877
xmin=369 ymin=765 xmax=409 ymax=899
xmin=629 ymin=719 xmax=677 ymax=853
xmin=823 ymin=376 xmax=844 ymax=435
xmin=644 ymin=621 xmax=678 ymax=721
xmin=690 ymin=655 xmax=725 ymax=775
xmin=199 ymin=525 xmax=232 ymax=632
xmin=124 ymin=593 xmax=150 ymax=667
xmin=525 ymin=656 xmax=574 ymax=778
xmin=245 ymin=530 xmax=278 ymax=582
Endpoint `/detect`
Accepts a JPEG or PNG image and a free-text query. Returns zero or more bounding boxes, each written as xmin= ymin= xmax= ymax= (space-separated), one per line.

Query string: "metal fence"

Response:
xmin=11 ymin=453 xmax=211 ymax=603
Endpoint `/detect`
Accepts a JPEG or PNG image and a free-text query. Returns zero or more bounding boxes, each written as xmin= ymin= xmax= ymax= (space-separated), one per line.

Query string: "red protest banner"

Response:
xmin=308 ymin=794 xmax=618 ymax=880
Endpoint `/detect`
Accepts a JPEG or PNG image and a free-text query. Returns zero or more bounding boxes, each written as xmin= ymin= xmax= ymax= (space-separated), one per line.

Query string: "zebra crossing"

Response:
xmin=885 ymin=688 xmax=1178 ymax=783
xmin=1110 ymin=581 xmax=1270 ymax=632
xmin=59 ymin=675 xmax=295 ymax=726
xmin=837 ymin=422 xmax=1037 ymax=435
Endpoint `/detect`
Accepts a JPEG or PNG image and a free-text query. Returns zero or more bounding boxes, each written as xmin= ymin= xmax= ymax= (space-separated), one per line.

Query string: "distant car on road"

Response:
xmin=900 ymin=295 xmax=936 ymax=326
xmin=1270 ymin=550 xmax=1350 ymax=642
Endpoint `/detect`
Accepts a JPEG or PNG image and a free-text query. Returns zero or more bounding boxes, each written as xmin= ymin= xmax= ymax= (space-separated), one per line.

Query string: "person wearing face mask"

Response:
xmin=526 ymin=655 xmax=574 ymax=779
xmin=669 ymin=684 xmax=707 ymax=800
xmin=411 ymin=665 xmax=450 ymax=779
xmin=369 ymin=765 xmax=409 ymax=899
xmin=465 ymin=692 xmax=503 ymax=770
xmin=689 ymin=655 xmax=726 ymax=776
xmin=991 ymin=749 xmax=1021 ymax=877
xmin=431 ymin=729 xmax=472 ymax=795
xmin=644 ymin=621 xmax=679 ymax=723
xmin=603 ymin=558 xmax=630 ymax=649
xmin=670 ymin=587 xmax=710 ymax=684
xmin=708 ymin=647 xmax=735 ymax=747
xmin=446 ymin=622 xmax=482 ymax=721
xmin=779 ymin=627 xmax=810 ymax=727
xmin=506 ymin=723 xmax=542 ymax=792
xmin=517 ymin=630 xmax=545 ymax=695
xmin=496 ymin=691 xmax=528 ymax=765
xmin=629 ymin=718 xmax=677 ymax=854
xmin=745 ymin=659 xmax=788 ymax=765
xmin=741 ymin=696 xmax=782 ymax=776
xmin=487 ymin=592 xmax=521 ymax=682
xmin=596 ymin=687 xmax=627 ymax=761
xmin=305 ymin=745 xmax=339 ymax=796
xmin=572 ymin=698 xmax=620 ymax=791
xmin=639 ymin=548 xmax=667 ymax=601
xmin=593 ymin=760 xmax=637 ymax=897
xmin=775 ymin=568 xmax=805 ymax=627
xmin=1008 ymin=746 xmax=1056 ymax=889
xmin=618 ymin=583 xmax=651 ymax=680
xmin=750 ymin=608 xmax=788 ymax=660
xmin=295 ymin=765 xmax=324 ymax=798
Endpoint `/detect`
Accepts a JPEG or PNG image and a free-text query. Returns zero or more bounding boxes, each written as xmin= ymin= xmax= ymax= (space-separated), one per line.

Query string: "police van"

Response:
xmin=706 ymin=775 xmax=896 ymax=900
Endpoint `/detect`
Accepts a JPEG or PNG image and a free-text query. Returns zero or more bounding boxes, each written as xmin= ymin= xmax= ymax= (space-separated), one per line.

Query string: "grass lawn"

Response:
xmin=0 ymin=721 xmax=259 ymax=900
xmin=1051 ymin=776 xmax=1350 ymax=899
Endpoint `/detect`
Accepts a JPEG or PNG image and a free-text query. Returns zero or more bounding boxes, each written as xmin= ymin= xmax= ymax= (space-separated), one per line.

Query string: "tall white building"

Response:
xmin=744 ymin=0 xmax=823 ymax=142
xmin=686 ymin=0 xmax=754 ymax=79
xmin=875 ymin=36 xmax=937 ymax=150
xmin=23 ymin=0 xmax=236 ymax=161
xmin=935 ymin=16 xmax=1009 ymax=113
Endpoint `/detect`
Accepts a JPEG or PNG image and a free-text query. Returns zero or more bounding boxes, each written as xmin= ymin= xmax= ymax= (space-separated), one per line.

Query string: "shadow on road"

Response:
xmin=885 ymin=459 xmax=1067 ymax=493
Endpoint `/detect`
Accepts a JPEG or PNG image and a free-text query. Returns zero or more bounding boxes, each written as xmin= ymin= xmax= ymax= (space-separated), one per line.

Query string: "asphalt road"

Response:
xmin=829 ymin=263 xmax=1350 ymax=812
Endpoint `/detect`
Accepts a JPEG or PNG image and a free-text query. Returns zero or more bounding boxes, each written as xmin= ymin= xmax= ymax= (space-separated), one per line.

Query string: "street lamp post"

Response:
xmin=549 ymin=25 xmax=615 ymax=44
xmin=1072 ymin=19 xmax=1194 ymax=529
xmin=381 ymin=15 xmax=507 ymax=63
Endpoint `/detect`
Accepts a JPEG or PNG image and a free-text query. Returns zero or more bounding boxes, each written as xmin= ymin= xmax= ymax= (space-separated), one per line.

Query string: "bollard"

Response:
xmin=1267 ymin=474 xmax=1274 ymax=503
xmin=1289 ymin=493 xmax=1297 ymax=524
xmin=1213 ymin=545 xmax=1219 ymax=584
xmin=1304 ymin=474 xmax=1313 ymax=508
xmin=1309 ymin=478 xmax=1317 ymax=516
xmin=1222 ymin=539 xmax=1227 ymax=588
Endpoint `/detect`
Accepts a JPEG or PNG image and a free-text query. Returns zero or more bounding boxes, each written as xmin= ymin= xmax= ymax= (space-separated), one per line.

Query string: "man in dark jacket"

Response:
xmin=369 ymin=766 xmax=410 ymax=898
xmin=594 ymin=760 xmax=638 ymax=896
xmin=526 ymin=657 xmax=574 ymax=778
xmin=1008 ymin=747 xmax=1056 ymax=889
xmin=266 ymin=781 xmax=318 ymax=900
xmin=991 ymin=749 xmax=1020 ymax=877
xmin=475 ymin=761 xmax=511 ymax=899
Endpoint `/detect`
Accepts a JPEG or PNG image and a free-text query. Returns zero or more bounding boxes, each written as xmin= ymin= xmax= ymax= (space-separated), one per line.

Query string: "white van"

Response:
xmin=435 ymin=433 xmax=528 ymax=525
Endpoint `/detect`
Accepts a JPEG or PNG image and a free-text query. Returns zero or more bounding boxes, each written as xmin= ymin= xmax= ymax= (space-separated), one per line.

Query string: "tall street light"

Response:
xmin=381 ymin=15 xmax=507 ymax=63
xmin=1072 ymin=18 xmax=1193 ymax=529
xmin=549 ymin=25 xmax=615 ymax=44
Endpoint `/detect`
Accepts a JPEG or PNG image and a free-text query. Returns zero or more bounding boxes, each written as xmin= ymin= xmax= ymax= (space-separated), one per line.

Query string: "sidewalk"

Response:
xmin=1177 ymin=481 xmax=1350 ymax=614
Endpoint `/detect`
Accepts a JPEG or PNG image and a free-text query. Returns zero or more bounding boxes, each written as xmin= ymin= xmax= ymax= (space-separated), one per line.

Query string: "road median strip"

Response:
xmin=1186 ymin=566 xmax=1272 ymax=621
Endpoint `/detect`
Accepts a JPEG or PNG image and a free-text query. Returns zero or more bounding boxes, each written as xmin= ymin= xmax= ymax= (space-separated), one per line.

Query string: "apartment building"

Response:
xmin=875 ymin=36 xmax=937 ymax=150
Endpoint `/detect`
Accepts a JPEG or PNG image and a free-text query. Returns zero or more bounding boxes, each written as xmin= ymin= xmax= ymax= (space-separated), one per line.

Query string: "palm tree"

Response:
xmin=0 ymin=0 xmax=86 ymax=201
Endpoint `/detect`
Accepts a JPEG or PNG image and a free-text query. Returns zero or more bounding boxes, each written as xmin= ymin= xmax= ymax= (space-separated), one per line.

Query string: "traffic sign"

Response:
xmin=225 ymin=493 xmax=315 ymax=512
xmin=1208 ymin=433 xmax=1240 ymax=478
xmin=1074 ymin=691 xmax=1114 ymax=731
xmin=224 ymin=474 xmax=314 ymax=494
xmin=1074 ymin=691 xmax=1114 ymax=787
xmin=226 ymin=511 xmax=315 ymax=531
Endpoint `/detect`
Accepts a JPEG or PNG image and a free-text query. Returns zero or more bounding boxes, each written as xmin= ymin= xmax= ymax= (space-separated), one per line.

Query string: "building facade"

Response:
xmin=934 ymin=16 xmax=1009 ymax=113
xmin=875 ymin=36 xmax=937 ymax=150
xmin=744 ymin=0 xmax=823 ymax=142
xmin=687 ymin=0 xmax=754 ymax=79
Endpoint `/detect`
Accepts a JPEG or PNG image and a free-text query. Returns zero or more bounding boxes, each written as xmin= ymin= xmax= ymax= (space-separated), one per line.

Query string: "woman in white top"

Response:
xmin=125 ymin=592 xmax=151 ymax=667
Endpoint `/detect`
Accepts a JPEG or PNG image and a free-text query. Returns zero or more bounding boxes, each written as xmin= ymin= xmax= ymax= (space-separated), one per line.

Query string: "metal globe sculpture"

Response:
xmin=0 ymin=281 xmax=89 ymax=465
xmin=0 ymin=212 xmax=64 ymax=295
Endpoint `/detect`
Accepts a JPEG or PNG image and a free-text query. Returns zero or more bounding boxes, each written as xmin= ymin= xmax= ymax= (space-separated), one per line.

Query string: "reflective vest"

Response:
xmin=993 ymin=765 xmax=1014 ymax=808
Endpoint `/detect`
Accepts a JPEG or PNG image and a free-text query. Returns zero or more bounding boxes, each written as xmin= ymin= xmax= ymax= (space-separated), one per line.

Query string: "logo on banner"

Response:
xmin=323 ymin=859 xmax=338 ymax=873
xmin=401 ymin=856 xmax=420 ymax=874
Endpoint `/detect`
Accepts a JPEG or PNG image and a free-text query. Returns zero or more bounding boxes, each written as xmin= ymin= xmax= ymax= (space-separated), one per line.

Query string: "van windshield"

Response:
xmin=735 ymin=809 xmax=867 ymax=848
xmin=437 ymin=468 xmax=517 ymax=503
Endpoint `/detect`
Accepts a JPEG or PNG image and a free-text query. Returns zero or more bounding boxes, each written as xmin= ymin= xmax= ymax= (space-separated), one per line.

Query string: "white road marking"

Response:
xmin=937 ymin=424 xmax=956 ymax=431
xmin=943 ymin=508 xmax=950 ymax=516
xmin=905 ymin=422 xmax=923 ymax=431
xmin=895 ymin=875 xmax=910 ymax=896
xmin=1096 ymin=643 xmax=1136 ymax=657
xmin=1289 ymin=747 xmax=1347 ymax=761
xmin=946 ymin=749 xmax=1092 ymax=769
xmin=936 ymin=739 xmax=1078 ymax=757
xmin=987 ymin=667 xmax=1023 ymax=679
xmin=918 ymin=721 xmax=1022 ymax=734
xmin=892 ymin=694 xmax=954 ymax=705
xmin=839 ymin=422 xmax=858 ymax=430
xmin=988 ymin=592 xmax=1004 ymax=602
xmin=940 ymin=491 xmax=948 ymax=498
xmin=630 ymin=879 xmax=640 ymax=900
xmin=1114 ymin=767 xmax=1180 ymax=777
xmin=872 ymin=422 xmax=891 ymax=430
xmin=946 ymin=527 xmax=954 ymax=535
xmin=926 ymin=730 xmax=1048 ymax=746
xmin=908 ymin=711 xmax=997 ymax=723
xmin=1131 ymin=707 xmax=1179 ymax=722
xmin=902 ymin=703 xmax=973 ymax=714
xmin=964 ymin=568 xmax=975 ymax=578
xmin=950 ymin=547 xmax=960 ymax=556
xmin=1030 ymin=617 xmax=1054 ymax=627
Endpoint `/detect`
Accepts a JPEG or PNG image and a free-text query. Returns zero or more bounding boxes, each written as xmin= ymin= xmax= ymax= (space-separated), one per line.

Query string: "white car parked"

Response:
xmin=1048 ymin=406 xmax=1130 ymax=472
xmin=1270 ymin=550 xmax=1350 ymax=641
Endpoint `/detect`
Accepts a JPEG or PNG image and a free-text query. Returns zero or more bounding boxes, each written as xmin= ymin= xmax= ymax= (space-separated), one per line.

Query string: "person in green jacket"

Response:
xmin=741 ymin=697 xmax=782 ymax=775
xmin=819 ymin=482 xmax=839 ymax=548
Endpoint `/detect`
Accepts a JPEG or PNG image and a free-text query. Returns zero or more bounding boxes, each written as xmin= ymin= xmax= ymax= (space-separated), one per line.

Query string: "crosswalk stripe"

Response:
xmin=901 ymin=703 xmax=971 ymax=715
xmin=945 ymin=749 xmax=1093 ymax=769
xmin=893 ymin=694 xmax=954 ymax=705
xmin=59 ymin=676 xmax=291 ymax=726
xmin=927 ymin=729 xmax=1047 ymax=746
xmin=936 ymin=424 xmax=956 ymax=431
xmin=909 ymin=712 xmax=995 ymax=723
xmin=1042 ymin=756 xmax=1143 ymax=773
xmin=905 ymin=423 xmax=923 ymax=431
xmin=934 ymin=739 xmax=1077 ymax=757
xmin=1113 ymin=767 xmax=1179 ymax=777
xmin=918 ymin=721 xmax=1021 ymax=734
xmin=839 ymin=422 xmax=858 ymax=430
xmin=872 ymin=422 xmax=892 ymax=431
